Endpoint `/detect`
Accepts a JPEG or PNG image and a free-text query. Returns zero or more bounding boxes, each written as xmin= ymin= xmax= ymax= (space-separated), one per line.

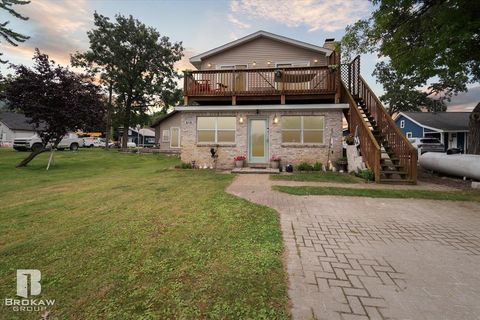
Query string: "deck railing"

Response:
xmin=184 ymin=66 xmax=336 ymax=97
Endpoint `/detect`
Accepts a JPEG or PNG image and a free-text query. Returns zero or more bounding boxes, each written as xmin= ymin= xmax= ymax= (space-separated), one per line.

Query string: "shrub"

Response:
xmin=355 ymin=168 xmax=375 ymax=181
xmin=313 ymin=162 xmax=323 ymax=171
xmin=175 ymin=162 xmax=193 ymax=169
xmin=296 ymin=162 xmax=314 ymax=171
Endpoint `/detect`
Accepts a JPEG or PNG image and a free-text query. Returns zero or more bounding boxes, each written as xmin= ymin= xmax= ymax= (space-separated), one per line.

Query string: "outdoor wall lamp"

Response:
xmin=207 ymin=63 xmax=212 ymax=68
xmin=252 ymin=61 xmax=257 ymax=66
xmin=267 ymin=61 xmax=271 ymax=65
xmin=314 ymin=59 xmax=318 ymax=63
xmin=273 ymin=115 xmax=279 ymax=124
xmin=239 ymin=116 xmax=244 ymax=124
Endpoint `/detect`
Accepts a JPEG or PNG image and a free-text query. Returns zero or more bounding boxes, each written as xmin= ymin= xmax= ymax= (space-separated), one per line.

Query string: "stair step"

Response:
xmin=381 ymin=170 xmax=407 ymax=175
xmin=380 ymin=178 xmax=415 ymax=184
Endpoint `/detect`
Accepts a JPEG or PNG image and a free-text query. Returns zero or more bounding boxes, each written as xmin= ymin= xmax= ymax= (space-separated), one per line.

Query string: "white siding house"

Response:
xmin=0 ymin=112 xmax=40 ymax=147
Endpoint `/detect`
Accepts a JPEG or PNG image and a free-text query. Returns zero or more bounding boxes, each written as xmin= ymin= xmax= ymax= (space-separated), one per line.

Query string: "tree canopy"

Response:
xmin=0 ymin=0 xmax=30 ymax=63
xmin=72 ymin=12 xmax=184 ymax=148
xmin=342 ymin=0 xmax=480 ymax=113
xmin=6 ymin=50 xmax=106 ymax=166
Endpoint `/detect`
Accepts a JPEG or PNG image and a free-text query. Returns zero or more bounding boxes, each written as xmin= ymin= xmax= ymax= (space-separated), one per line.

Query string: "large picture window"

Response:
xmin=281 ymin=116 xmax=324 ymax=144
xmin=197 ymin=117 xmax=236 ymax=143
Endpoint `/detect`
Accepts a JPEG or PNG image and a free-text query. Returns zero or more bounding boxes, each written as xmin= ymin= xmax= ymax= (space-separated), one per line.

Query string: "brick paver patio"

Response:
xmin=227 ymin=175 xmax=480 ymax=320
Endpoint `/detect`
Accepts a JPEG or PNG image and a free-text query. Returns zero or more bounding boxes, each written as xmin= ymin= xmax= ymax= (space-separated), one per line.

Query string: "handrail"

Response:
xmin=357 ymin=75 xmax=417 ymax=183
xmin=358 ymin=75 xmax=417 ymax=154
xmin=187 ymin=65 xmax=331 ymax=74
xmin=340 ymin=81 xmax=381 ymax=182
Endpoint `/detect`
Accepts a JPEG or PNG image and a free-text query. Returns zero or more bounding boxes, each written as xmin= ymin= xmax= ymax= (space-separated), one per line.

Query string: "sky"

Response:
xmin=1 ymin=0 xmax=477 ymax=111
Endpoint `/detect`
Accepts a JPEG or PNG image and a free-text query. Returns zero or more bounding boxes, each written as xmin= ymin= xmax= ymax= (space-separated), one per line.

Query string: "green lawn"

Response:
xmin=0 ymin=149 xmax=288 ymax=320
xmin=271 ymin=171 xmax=361 ymax=183
xmin=273 ymin=185 xmax=480 ymax=202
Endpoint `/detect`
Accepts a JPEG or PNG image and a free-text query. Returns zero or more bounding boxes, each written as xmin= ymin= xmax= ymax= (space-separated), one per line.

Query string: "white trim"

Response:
xmin=189 ymin=30 xmax=333 ymax=67
xmin=176 ymin=104 xmax=348 ymax=112
xmin=406 ymin=132 xmax=413 ymax=138
xmin=170 ymin=127 xmax=180 ymax=148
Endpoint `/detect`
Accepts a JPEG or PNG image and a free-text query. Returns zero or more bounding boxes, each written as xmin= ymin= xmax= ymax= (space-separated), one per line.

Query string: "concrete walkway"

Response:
xmin=227 ymin=175 xmax=480 ymax=320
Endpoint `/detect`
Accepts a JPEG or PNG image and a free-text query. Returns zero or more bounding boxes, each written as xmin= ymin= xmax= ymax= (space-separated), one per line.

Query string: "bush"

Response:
xmin=313 ymin=162 xmax=323 ymax=171
xmin=354 ymin=168 xmax=375 ymax=181
xmin=175 ymin=162 xmax=192 ymax=169
xmin=296 ymin=162 xmax=314 ymax=171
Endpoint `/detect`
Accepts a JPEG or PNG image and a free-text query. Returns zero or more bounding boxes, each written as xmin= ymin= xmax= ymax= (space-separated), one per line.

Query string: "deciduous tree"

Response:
xmin=73 ymin=13 xmax=183 ymax=149
xmin=342 ymin=0 xmax=480 ymax=116
xmin=6 ymin=50 xmax=105 ymax=167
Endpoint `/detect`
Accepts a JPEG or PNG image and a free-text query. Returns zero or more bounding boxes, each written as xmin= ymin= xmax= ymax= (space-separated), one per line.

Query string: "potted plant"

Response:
xmin=345 ymin=134 xmax=355 ymax=145
xmin=270 ymin=155 xmax=281 ymax=169
xmin=234 ymin=155 xmax=246 ymax=168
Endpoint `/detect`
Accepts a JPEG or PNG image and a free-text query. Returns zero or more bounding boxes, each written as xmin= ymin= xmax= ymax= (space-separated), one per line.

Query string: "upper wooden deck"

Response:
xmin=183 ymin=66 xmax=340 ymax=104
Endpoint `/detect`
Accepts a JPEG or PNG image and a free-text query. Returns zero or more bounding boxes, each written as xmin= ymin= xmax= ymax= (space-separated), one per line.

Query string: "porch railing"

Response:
xmin=184 ymin=66 xmax=336 ymax=97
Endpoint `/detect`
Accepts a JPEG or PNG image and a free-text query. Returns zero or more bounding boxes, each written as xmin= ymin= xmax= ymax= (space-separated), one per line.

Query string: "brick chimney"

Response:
xmin=323 ymin=38 xmax=336 ymax=51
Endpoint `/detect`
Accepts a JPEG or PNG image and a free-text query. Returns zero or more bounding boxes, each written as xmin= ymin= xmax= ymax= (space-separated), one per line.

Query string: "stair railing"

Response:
xmin=357 ymin=76 xmax=417 ymax=183
xmin=340 ymin=82 xmax=381 ymax=182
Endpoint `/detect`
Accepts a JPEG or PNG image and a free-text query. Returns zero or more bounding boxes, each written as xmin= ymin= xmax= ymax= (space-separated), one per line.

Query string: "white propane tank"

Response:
xmin=419 ymin=153 xmax=480 ymax=180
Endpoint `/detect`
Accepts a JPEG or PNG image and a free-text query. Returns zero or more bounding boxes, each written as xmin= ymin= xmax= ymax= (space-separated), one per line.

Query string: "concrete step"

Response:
xmin=232 ymin=167 xmax=280 ymax=174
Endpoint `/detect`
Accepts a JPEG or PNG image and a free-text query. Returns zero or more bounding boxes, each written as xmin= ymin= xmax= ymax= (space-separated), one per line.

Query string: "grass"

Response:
xmin=271 ymin=171 xmax=361 ymax=183
xmin=0 ymin=149 xmax=288 ymax=320
xmin=273 ymin=185 xmax=480 ymax=202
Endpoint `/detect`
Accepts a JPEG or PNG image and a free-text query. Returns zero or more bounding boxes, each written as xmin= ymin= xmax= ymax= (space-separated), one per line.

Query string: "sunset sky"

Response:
xmin=1 ymin=0 xmax=477 ymax=111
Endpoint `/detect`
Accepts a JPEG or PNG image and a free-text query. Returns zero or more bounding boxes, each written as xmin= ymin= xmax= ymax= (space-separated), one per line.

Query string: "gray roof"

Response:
xmin=0 ymin=112 xmax=44 ymax=131
xmin=401 ymin=112 xmax=471 ymax=131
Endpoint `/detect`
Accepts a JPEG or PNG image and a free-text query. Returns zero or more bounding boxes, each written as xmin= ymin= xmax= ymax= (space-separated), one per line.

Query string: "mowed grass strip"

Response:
xmin=0 ymin=149 xmax=288 ymax=320
xmin=271 ymin=171 xmax=361 ymax=183
xmin=273 ymin=185 xmax=480 ymax=202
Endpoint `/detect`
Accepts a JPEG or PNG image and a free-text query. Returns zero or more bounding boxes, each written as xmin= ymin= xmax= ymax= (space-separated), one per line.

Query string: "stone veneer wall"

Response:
xmin=180 ymin=110 xmax=343 ymax=169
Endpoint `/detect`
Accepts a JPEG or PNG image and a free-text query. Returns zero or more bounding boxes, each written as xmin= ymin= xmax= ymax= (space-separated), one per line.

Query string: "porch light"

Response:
xmin=252 ymin=61 xmax=256 ymax=66
xmin=314 ymin=59 xmax=318 ymax=63
xmin=267 ymin=61 xmax=271 ymax=65
xmin=273 ymin=115 xmax=279 ymax=124
xmin=239 ymin=116 xmax=244 ymax=124
xmin=207 ymin=63 xmax=212 ymax=68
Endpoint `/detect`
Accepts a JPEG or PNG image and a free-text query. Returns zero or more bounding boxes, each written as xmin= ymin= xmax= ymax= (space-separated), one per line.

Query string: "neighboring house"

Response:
xmin=151 ymin=30 xmax=416 ymax=183
xmin=123 ymin=127 xmax=156 ymax=147
xmin=395 ymin=112 xmax=471 ymax=152
xmin=0 ymin=112 xmax=41 ymax=147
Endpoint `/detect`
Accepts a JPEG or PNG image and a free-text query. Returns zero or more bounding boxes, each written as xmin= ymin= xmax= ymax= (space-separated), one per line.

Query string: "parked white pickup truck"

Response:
xmin=13 ymin=133 xmax=84 ymax=152
xmin=82 ymin=137 xmax=105 ymax=148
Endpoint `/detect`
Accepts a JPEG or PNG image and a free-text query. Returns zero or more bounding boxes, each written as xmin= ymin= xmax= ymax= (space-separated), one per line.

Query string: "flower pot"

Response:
xmin=270 ymin=161 xmax=280 ymax=169
xmin=235 ymin=160 xmax=244 ymax=168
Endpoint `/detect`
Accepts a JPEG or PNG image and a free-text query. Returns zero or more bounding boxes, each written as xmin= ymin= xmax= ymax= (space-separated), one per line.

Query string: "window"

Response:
xmin=197 ymin=117 xmax=236 ymax=143
xmin=406 ymin=132 xmax=413 ymax=138
xmin=162 ymin=129 xmax=170 ymax=142
xmin=170 ymin=127 xmax=180 ymax=148
xmin=281 ymin=116 xmax=324 ymax=144
xmin=400 ymin=120 xmax=405 ymax=128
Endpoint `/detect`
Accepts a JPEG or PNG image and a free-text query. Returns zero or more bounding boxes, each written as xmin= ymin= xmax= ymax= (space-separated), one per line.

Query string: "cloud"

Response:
xmin=227 ymin=14 xmax=251 ymax=29
xmin=2 ymin=0 xmax=92 ymax=66
xmin=446 ymin=86 xmax=480 ymax=112
xmin=229 ymin=0 xmax=370 ymax=32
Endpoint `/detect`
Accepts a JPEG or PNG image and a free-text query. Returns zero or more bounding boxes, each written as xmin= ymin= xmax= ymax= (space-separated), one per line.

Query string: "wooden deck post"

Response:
xmin=183 ymin=96 xmax=189 ymax=106
xmin=280 ymin=95 xmax=286 ymax=105
xmin=232 ymin=96 xmax=237 ymax=106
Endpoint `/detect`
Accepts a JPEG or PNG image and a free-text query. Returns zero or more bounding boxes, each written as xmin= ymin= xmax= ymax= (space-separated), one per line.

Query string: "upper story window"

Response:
xmin=197 ymin=117 xmax=236 ymax=143
xmin=281 ymin=116 xmax=324 ymax=144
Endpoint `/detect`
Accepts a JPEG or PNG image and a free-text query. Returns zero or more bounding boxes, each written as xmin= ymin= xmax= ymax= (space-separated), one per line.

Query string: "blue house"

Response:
xmin=395 ymin=112 xmax=471 ymax=152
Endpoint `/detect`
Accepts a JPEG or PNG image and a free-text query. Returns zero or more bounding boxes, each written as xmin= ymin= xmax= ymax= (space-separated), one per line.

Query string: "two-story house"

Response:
xmin=152 ymin=30 xmax=418 ymax=183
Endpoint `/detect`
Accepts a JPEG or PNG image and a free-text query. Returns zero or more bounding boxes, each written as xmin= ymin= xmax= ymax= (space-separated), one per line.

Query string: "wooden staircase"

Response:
xmin=341 ymin=56 xmax=417 ymax=184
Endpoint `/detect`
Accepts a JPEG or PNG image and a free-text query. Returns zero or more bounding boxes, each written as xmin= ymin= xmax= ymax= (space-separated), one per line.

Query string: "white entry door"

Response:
xmin=248 ymin=118 xmax=268 ymax=163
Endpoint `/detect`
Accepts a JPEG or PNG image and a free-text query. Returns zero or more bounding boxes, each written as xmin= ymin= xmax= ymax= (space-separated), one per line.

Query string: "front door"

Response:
xmin=248 ymin=118 xmax=268 ymax=163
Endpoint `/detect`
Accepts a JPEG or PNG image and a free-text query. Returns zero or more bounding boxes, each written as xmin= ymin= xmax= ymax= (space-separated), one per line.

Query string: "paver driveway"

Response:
xmin=227 ymin=174 xmax=480 ymax=320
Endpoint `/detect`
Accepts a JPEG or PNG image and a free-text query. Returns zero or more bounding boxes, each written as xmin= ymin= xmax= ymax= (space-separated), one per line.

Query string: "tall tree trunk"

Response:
xmin=467 ymin=102 xmax=480 ymax=154
xmin=105 ymin=82 xmax=113 ymax=150
xmin=121 ymin=95 xmax=132 ymax=149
